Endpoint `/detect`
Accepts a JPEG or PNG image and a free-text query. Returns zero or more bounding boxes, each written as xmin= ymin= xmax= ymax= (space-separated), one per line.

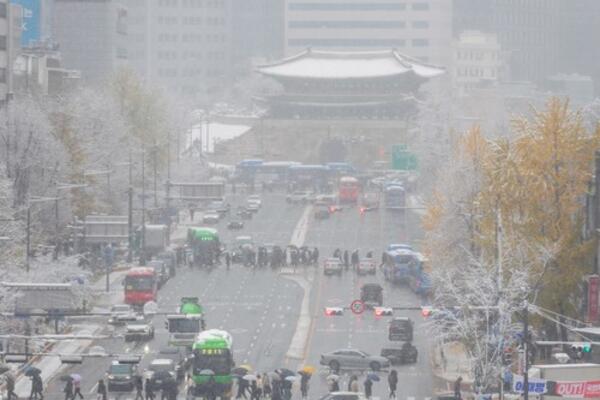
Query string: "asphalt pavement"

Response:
xmin=36 ymin=190 xmax=432 ymax=400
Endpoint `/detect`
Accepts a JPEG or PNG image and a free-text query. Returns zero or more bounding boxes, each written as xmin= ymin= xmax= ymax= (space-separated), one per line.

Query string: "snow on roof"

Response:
xmin=258 ymin=49 xmax=445 ymax=80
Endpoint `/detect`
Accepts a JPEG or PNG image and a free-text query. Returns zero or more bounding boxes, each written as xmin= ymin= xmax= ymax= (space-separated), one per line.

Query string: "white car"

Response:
xmin=323 ymin=258 xmax=343 ymax=276
xmin=247 ymin=195 xmax=262 ymax=207
xmin=357 ymin=259 xmax=376 ymax=275
xmin=202 ymin=212 xmax=220 ymax=224
xmin=108 ymin=304 xmax=140 ymax=325
xmin=124 ymin=323 xmax=155 ymax=342
xmin=286 ymin=191 xmax=314 ymax=204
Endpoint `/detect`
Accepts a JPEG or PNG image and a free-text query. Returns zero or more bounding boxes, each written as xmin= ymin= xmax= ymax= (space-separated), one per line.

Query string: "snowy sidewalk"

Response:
xmin=431 ymin=341 xmax=473 ymax=392
xmin=9 ymin=268 xmax=130 ymax=396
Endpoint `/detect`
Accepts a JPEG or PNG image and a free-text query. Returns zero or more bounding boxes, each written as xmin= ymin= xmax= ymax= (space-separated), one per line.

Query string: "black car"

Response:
xmin=157 ymin=347 xmax=189 ymax=381
xmin=146 ymin=359 xmax=178 ymax=390
xmin=106 ymin=362 xmax=137 ymax=392
xmin=388 ymin=317 xmax=414 ymax=341
xmin=314 ymin=209 xmax=330 ymax=220
xmin=227 ymin=220 xmax=244 ymax=230
xmin=360 ymin=283 xmax=383 ymax=308
xmin=381 ymin=343 xmax=418 ymax=364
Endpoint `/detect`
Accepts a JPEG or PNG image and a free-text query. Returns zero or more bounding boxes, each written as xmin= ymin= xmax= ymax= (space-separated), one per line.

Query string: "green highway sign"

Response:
xmin=392 ymin=144 xmax=418 ymax=171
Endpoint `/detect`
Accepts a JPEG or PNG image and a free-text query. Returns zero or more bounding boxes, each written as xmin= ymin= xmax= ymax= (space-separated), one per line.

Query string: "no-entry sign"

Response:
xmin=350 ymin=300 xmax=365 ymax=315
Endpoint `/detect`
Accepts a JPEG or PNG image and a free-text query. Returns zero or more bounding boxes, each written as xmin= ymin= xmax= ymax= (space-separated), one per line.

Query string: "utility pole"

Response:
xmin=26 ymin=204 xmax=31 ymax=273
xmin=127 ymin=187 xmax=133 ymax=263
xmin=594 ymin=151 xmax=600 ymax=274
xmin=523 ymin=301 xmax=529 ymax=400
xmin=153 ymin=141 xmax=158 ymax=208
xmin=141 ymin=145 xmax=146 ymax=264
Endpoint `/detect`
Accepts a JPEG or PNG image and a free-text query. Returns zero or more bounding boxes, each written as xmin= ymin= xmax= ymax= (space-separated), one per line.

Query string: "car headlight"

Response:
xmin=108 ymin=375 xmax=115 ymax=380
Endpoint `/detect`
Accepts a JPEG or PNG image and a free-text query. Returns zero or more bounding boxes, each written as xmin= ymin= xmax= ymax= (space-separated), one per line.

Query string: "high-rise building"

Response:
xmin=0 ymin=0 xmax=23 ymax=102
xmin=453 ymin=30 xmax=504 ymax=95
xmin=231 ymin=0 xmax=284 ymax=67
xmin=284 ymin=0 xmax=452 ymax=67
xmin=52 ymin=0 xmax=128 ymax=82
xmin=122 ymin=0 xmax=232 ymax=105
xmin=453 ymin=0 xmax=559 ymax=84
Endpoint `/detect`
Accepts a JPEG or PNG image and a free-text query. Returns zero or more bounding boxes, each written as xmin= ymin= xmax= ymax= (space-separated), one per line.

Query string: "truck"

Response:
xmin=142 ymin=224 xmax=169 ymax=256
xmin=167 ymin=297 xmax=206 ymax=347
xmin=192 ymin=330 xmax=234 ymax=399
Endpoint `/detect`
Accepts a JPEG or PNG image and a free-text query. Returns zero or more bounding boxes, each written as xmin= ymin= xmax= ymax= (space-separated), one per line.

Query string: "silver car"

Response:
xmin=320 ymin=349 xmax=390 ymax=371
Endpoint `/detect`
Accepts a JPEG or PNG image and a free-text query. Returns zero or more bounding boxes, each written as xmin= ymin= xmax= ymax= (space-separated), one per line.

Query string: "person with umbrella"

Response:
xmin=134 ymin=375 xmax=144 ymax=400
xmin=299 ymin=372 xmax=310 ymax=400
xmin=250 ymin=374 xmax=261 ymax=400
xmin=145 ymin=378 xmax=155 ymax=400
xmin=206 ymin=375 xmax=217 ymax=400
xmin=347 ymin=375 xmax=359 ymax=393
xmin=32 ymin=374 xmax=44 ymax=400
xmin=63 ymin=377 xmax=74 ymax=400
xmin=261 ymin=373 xmax=271 ymax=399
xmin=237 ymin=375 xmax=249 ymax=399
xmin=72 ymin=374 xmax=83 ymax=399
xmin=97 ymin=379 xmax=107 ymax=400
xmin=388 ymin=370 xmax=398 ymax=399
xmin=270 ymin=378 xmax=282 ymax=400
xmin=364 ymin=377 xmax=373 ymax=400
xmin=5 ymin=373 xmax=17 ymax=400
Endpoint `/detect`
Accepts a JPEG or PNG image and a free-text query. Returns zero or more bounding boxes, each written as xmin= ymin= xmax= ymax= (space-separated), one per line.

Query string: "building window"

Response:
xmin=288 ymin=38 xmax=406 ymax=47
xmin=289 ymin=21 xmax=406 ymax=29
xmin=412 ymin=38 xmax=429 ymax=47
xmin=0 ymin=35 xmax=7 ymax=50
xmin=0 ymin=3 xmax=7 ymax=18
xmin=412 ymin=21 xmax=429 ymax=29
xmin=289 ymin=3 xmax=406 ymax=11
xmin=411 ymin=2 xmax=429 ymax=10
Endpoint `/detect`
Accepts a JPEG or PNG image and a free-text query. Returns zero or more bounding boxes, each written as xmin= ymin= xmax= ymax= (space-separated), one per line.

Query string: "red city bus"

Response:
xmin=124 ymin=267 xmax=158 ymax=306
xmin=338 ymin=176 xmax=360 ymax=203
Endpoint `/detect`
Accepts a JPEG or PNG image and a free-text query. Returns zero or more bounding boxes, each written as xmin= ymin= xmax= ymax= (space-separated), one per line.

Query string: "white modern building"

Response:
xmin=0 ymin=0 xmax=22 ymax=103
xmin=452 ymin=30 xmax=504 ymax=95
xmin=284 ymin=0 xmax=452 ymax=67
xmin=52 ymin=0 xmax=128 ymax=82
xmin=122 ymin=0 xmax=232 ymax=104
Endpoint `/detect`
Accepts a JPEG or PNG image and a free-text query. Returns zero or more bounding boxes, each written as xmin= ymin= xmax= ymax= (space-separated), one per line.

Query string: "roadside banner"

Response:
xmin=512 ymin=375 xmax=548 ymax=395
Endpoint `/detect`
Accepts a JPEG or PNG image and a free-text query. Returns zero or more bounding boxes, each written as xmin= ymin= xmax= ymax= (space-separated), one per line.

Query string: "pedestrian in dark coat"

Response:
xmin=225 ymin=252 xmax=231 ymax=268
xmin=145 ymin=378 xmax=155 ymax=400
xmin=343 ymin=250 xmax=349 ymax=269
xmin=6 ymin=374 xmax=17 ymax=400
xmin=135 ymin=376 xmax=144 ymax=400
xmin=237 ymin=377 xmax=249 ymax=399
xmin=454 ymin=376 xmax=463 ymax=400
xmin=300 ymin=373 xmax=310 ymax=399
xmin=64 ymin=380 xmax=74 ymax=400
xmin=364 ymin=378 xmax=373 ymax=399
xmin=97 ymin=380 xmax=107 ymax=400
xmin=388 ymin=370 xmax=398 ymax=399
xmin=271 ymin=380 xmax=282 ymax=400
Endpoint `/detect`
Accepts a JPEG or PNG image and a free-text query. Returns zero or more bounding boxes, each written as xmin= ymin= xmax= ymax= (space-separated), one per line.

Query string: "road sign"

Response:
xmin=350 ymin=300 xmax=365 ymax=315
xmin=391 ymin=144 xmax=418 ymax=171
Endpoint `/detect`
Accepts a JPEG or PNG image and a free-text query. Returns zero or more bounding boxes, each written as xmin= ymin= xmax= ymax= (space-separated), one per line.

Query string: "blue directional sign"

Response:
xmin=11 ymin=0 xmax=41 ymax=47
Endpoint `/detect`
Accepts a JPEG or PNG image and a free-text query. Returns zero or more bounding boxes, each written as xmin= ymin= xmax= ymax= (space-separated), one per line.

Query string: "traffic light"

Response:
xmin=324 ymin=307 xmax=344 ymax=316
xmin=421 ymin=307 xmax=433 ymax=317
xmin=374 ymin=307 xmax=393 ymax=317
xmin=502 ymin=348 xmax=513 ymax=366
xmin=571 ymin=342 xmax=592 ymax=360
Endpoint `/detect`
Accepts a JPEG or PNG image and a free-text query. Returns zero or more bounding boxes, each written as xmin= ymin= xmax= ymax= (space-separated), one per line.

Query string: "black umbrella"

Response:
xmin=59 ymin=375 xmax=74 ymax=382
xmin=232 ymin=367 xmax=249 ymax=376
xmin=24 ymin=367 xmax=41 ymax=377
xmin=276 ymin=368 xmax=295 ymax=378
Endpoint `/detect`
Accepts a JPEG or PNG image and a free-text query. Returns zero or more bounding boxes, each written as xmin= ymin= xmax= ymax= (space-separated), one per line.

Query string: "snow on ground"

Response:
xmin=188 ymin=122 xmax=251 ymax=153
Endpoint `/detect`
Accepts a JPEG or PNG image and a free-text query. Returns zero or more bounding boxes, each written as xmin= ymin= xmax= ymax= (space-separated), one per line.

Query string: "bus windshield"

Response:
xmin=125 ymin=276 xmax=154 ymax=291
xmin=193 ymin=350 xmax=232 ymax=375
xmin=168 ymin=318 xmax=201 ymax=333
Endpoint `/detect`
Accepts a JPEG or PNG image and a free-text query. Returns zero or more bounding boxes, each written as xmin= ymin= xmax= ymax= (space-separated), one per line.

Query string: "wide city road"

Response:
xmin=39 ymin=189 xmax=429 ymax=400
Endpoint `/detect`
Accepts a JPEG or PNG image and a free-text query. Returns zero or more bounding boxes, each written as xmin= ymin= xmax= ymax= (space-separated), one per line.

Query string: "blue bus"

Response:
xmin=255 ymin=161 xmax=300 ymax=185
xmin=385 ymin=185 xmax=406 ymax=210
xmin=288 ymin=164 xmax=331 ymax=189
xmin=383 ymin=249 xmax=418 ymax=284
xmin=234 ymin=159 xmax=263 ymax=182
xmin=326 ymin=162 xmax=356 ymax=177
